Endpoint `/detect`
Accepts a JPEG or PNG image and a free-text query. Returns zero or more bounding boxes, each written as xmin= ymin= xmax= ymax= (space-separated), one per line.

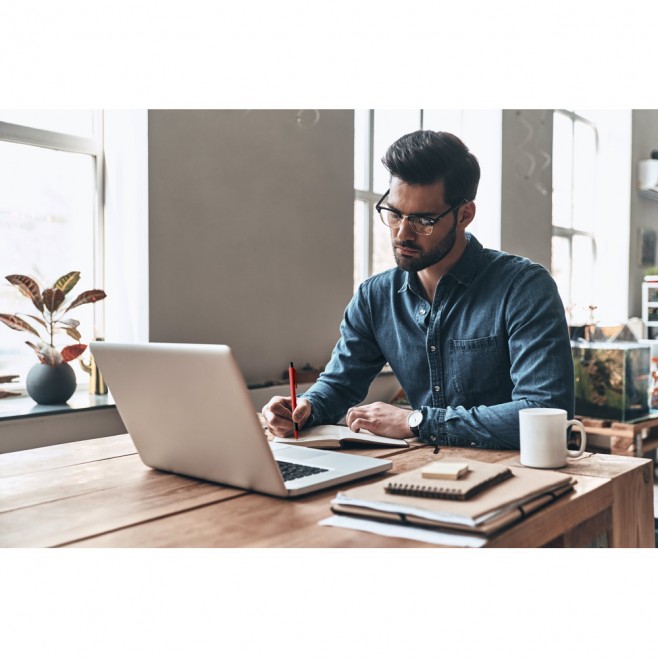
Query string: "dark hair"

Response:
xmin=381 ymin=130 xmax=480 ymax=205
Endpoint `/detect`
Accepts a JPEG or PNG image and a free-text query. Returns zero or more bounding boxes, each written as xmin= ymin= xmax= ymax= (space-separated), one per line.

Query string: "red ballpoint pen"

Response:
xmin=289 ymin=362 xmax=299 ymax=439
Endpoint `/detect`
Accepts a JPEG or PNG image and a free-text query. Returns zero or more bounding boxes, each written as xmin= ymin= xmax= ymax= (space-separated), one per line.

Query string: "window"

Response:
xmin=0 ymin=112 xmax=104 ymax=381
xmin=354 ymin=110 xmax=502 ymax=289
xmin=551 ymin=110 xmax=598 ymax=318
xmin=551 ymin=110 xmax=632 ymax=324
xmin=0 ymin=111 xmax=149 ymax=383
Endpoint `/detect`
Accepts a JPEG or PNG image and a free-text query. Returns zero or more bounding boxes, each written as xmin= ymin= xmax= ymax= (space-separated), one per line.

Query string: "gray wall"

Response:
xmin=500 ymin=109 xmax=553 ymax=267
xmin=628 ymin=110 xmax=658 ymax=317
xmin=148 ymin=110 xmax=354 ymax=385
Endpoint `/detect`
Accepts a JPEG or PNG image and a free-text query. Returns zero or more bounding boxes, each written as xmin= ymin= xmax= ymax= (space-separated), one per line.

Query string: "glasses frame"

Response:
xmin=375 ymin=188 xmax=468 ymax=236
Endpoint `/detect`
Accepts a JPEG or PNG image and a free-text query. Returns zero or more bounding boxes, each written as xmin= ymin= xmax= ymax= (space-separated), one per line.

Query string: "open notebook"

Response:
xmin=273 ymin=424 xmax=408 ymax=449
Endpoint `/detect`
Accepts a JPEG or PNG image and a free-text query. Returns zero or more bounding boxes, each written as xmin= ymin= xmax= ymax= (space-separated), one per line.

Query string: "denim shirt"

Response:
xmin=300 ymin=234 xmax=574 ymax=450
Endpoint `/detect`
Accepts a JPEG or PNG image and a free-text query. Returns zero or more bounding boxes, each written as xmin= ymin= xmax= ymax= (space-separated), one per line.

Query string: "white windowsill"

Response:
xmin=0 ymin=385 xmax=126 ymax=455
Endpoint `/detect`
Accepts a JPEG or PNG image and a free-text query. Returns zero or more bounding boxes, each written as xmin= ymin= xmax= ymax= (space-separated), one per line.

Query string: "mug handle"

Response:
xmin=566 ymin=419 xmax=587 ymax=458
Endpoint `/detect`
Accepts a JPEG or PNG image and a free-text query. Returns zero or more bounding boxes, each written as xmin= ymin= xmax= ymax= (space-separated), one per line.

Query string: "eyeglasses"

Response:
xmin=375 ymin=189 xmax=467 ymax=236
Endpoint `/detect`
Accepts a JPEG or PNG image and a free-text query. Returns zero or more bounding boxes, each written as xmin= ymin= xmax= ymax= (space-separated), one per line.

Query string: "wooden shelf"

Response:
xmin=577 ymin=415 xmax=658 ymax=457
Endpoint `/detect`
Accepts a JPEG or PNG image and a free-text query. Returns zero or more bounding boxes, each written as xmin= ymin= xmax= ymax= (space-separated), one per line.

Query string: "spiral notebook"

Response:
xmin=384 ymin=458 xmax=513 ymax=501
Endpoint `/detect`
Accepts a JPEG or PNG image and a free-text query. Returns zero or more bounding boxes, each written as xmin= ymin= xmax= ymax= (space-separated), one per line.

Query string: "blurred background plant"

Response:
xmin=0 ymin=272 xmax=106 ymax=367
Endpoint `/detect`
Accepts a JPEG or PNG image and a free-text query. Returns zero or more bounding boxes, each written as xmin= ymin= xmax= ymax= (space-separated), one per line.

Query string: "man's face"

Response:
xmin=387 ymin=178 xmax=459 ymax=272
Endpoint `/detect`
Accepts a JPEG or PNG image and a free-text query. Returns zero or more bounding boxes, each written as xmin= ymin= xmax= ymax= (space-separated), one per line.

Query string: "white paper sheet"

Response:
xmin=319 ymin=515 xmax=487 ymax=548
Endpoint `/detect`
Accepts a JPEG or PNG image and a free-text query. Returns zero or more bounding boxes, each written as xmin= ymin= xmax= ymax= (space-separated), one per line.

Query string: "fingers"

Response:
xmin=346 ymin=404 xmax=373 ymax=433
xmin=262 ymin=396 xmax=293 ymax=437
xmin=292 ymin=398 xmax=312 ymax=426
xmin=346 ymin=402 xmax=411 ymax=439
xmin=263 ymin=396 xmax=293 ymax=420
xmin=262 ymin=396 xmax=312 ymax=437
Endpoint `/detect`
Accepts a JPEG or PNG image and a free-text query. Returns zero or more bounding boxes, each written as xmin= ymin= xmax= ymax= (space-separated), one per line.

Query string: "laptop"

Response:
xmin=90 ymin=342 xmax=392 ymax=497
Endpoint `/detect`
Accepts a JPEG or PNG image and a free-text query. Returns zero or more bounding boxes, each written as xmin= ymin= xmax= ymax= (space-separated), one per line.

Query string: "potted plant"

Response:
xmin=0 ymin=272 xmax=106 ymax=404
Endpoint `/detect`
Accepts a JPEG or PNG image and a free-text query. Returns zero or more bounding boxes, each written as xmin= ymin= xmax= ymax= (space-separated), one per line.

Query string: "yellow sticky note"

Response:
xmin=421 ymin=462 xmax=470 ymax=480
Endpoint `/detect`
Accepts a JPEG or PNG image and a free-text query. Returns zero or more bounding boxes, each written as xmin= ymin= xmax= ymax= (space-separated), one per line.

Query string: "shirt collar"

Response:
xmin=397 ymin=233 xmax=483 ymax=294
xmin=446 ymin=233 xmax=482 ymax=286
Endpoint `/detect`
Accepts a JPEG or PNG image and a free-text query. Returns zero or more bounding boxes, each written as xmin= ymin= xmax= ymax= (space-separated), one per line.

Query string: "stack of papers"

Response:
xmin=324 ymin=458 xmax=575 ymax=539
xmin=319 ymin=515 xmax=488 ymax=548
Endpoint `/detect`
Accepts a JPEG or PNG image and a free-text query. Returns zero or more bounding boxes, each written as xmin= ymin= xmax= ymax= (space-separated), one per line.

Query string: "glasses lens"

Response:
xmin=410 ymin=218 xmax=433 ymax=236
xmin=379 ymin=209 xmax=435 ymax=236
xmin=379 ymin=209 xmax=401 ymax=229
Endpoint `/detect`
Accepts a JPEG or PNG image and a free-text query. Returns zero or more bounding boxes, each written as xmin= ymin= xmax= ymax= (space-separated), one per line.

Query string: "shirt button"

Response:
xmin=419 ymin=309 xmax=426 ymax=315
xmin=430 ymin=345 xmax=436 ymax=352
xmin=434 ymin=385 xmax=441 ymax=392
xmin=430 ymin=435 xmax=436 ymax=441
xmin=470 ymin=442 xmax=477 ymax=447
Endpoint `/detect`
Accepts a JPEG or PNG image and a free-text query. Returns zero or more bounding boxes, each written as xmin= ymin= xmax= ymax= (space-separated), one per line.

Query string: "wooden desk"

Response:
xmin=0 ymin=434 xmax=653 ymax=548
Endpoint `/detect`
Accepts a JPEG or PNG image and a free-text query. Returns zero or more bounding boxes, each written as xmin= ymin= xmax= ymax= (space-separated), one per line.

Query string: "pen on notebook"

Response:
xmin=289 ymin=362 xmax=299 ymax=439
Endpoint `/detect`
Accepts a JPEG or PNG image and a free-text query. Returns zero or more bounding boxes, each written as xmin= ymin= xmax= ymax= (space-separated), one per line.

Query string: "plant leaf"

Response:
xmin=61 ymin=344 xmax=87 ymax=363
xmin=25 ymin=340 xmax=41 ymax=355
xmin=53 ymin=271 xmax=80 ymax=295
xmin=0 ymin=313 xmax=41 ymax=337
xmin=56 ymin=318 xmax=80 ymax=329
xmin=42 ymin=288 xmax=66 ymax=313
xmin=65 ymin=289 xmax=107 ymax=312
xmin=52 ymin=322 xmax=82 ymax=341
xmin=5 ymin=274 xmax=43 ymax=312
xmin=25 ymin=341 xmax=62 ymax=366
xmin=17 ymin=312 xmax=48 ymax=329
xmin=25 ymin=341 xmax=50 ymax=365
xmin=64 ymin=327 xmax=82 ymax=341
xmin=41 ymin=347 xmax=62 ymax=366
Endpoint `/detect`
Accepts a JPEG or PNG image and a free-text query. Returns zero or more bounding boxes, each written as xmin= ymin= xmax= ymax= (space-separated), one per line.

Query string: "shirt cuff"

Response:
xmin=418 ymin=405 xmax=446 ymax=444
xmin=298 ymin=392 xmax=324 ymax=428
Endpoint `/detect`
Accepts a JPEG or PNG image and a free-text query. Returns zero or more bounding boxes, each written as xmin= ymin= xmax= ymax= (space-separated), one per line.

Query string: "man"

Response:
xmin=263 ymin=130 xmax=574 ymax=450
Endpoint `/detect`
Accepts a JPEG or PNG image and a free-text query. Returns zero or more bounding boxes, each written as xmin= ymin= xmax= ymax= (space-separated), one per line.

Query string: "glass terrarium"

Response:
xmin=639 ymin=339 xmax=658 ymax=411
xmin=571 ymin=341 xmax=651 ymax=421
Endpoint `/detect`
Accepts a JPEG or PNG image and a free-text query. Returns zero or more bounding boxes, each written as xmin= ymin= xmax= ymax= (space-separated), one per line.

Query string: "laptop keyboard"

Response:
xmin=276 ymin=460 xmax=329 ymax=482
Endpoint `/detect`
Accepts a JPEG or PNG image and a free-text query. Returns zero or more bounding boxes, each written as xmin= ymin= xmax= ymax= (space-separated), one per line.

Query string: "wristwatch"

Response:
xmin=407 ymin=409 xmax=423 ymax=437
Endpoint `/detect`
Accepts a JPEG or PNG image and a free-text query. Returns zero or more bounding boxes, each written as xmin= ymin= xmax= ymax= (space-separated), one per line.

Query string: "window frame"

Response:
xmin=354 ymin=109 xmax=376 ymax=283
xmin=551 ymin=109 xmax=598 ymax=311
xmin=0 ymin=113 xmax=106 ymax=341
xmin=354 ymin=109 xmax=425 ymax=285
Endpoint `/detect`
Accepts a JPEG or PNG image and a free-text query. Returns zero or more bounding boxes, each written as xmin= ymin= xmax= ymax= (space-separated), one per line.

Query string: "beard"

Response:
xmin=392 ymin=215 xmax=458 ymax=272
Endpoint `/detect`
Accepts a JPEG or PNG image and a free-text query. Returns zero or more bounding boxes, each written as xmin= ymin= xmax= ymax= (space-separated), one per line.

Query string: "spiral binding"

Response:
xmin=384 ymin=483 xmax=463 ymax=499
xmin=384 ymin=469 xmax=513 ymax=501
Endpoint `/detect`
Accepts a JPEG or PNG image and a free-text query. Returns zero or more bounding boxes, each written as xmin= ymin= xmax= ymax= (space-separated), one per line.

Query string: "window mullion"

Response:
xmin=0 ymin=121 xmax=101 ymax=156
xmin=553 ymin=225 xmax=595 ymax=240
xmin=364 ymin=110 xmax=375 ymax=279
xmin=94 ymin=111 xmax=106 ymax=341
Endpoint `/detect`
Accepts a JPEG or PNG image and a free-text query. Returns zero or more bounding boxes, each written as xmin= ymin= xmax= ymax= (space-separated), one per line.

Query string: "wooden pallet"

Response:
xmin=576 ymin=415 xmax=658 ymax=457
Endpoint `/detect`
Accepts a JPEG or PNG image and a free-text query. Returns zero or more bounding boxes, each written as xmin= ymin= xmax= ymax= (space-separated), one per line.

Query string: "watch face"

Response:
xmin=408 ymin=410 xmax=423 ymax=428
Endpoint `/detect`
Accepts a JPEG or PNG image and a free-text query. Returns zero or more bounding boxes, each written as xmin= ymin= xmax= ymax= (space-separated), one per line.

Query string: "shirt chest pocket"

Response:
xmin=450 ymin=336 xmax=502 ymax=395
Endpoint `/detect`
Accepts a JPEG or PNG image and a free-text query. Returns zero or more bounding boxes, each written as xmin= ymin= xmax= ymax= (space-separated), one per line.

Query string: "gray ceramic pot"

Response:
xmin=26 ymin=362 xmax=77 ymax=405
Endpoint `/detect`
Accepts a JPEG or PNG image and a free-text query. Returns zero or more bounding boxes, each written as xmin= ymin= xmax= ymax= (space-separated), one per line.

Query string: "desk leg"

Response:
xmin=610 ymin=461 xmax=655 ymax=548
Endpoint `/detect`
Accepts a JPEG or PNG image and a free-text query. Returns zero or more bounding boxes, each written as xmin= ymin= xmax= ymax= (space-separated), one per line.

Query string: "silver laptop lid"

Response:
xmin=90 ymin=342 xmax=288 ymax=496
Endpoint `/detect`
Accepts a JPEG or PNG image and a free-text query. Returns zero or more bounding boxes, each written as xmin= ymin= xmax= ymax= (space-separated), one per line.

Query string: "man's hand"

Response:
xmin=345 ymin=402 xmax=414 ymax=439
xmin=262 ymin=396 xmax=312 ymax=438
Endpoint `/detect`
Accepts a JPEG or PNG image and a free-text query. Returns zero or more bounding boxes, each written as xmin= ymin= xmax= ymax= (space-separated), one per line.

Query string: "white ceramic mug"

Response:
xmin=519 ymin=408 xmax=587 ymax=468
